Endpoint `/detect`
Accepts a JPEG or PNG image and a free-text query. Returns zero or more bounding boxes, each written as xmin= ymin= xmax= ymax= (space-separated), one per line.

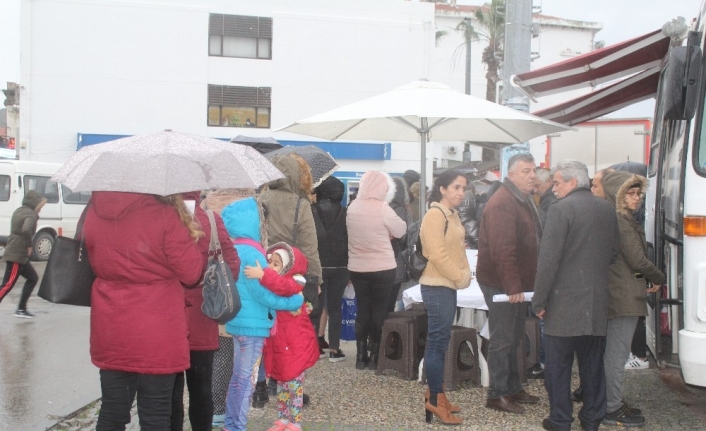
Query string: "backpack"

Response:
xmin=402 ymin=206 xmax=447 ymax=280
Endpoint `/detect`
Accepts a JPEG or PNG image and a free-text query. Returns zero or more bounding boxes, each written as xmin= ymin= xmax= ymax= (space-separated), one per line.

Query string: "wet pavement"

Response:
xmin=0 ymin=261 xmax=100 ymax=431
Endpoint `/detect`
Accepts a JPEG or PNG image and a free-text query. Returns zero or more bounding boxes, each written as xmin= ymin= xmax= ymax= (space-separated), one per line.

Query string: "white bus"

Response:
xmin=0 ymin=161 xmax=89 ymax=260
xmin=646 ymin=4 xmax=706 ymax=387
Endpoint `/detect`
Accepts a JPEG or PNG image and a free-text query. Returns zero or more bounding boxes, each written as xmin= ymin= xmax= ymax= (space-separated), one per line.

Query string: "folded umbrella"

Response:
xmin=53 ymin=130 xmax=284 ymax=196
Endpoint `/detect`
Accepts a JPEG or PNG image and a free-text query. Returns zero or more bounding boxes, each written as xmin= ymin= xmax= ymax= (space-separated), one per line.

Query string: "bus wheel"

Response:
xmin=32 ymin=232 xmax=54 ymax=261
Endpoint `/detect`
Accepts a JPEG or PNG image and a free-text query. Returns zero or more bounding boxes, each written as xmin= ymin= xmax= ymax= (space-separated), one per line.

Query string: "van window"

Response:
xmin=0 ymin=175 xmax=10 ymax=201
xmin=24 ymin=175 xmax=59 ymax=203
xmin=61 ymin=185 xmax=91 ymax=204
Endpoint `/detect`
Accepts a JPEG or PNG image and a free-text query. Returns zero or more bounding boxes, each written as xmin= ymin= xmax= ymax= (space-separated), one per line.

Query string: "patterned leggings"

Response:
xmin=276 ymin=371 xmax=306 ymax=425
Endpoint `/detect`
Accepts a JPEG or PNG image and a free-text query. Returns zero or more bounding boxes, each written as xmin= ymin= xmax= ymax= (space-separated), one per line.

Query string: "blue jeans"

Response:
xmin=224 ymin=336 xmax=265 ymax=431
xmin=420 ymin=285 xmax=457 ymax=394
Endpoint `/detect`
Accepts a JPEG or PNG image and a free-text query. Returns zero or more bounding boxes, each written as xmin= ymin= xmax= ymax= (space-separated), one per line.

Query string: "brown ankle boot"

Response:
xmin=425 ymin=388 xmax=461 ymax=413
xmin=425 ymin=393 xmax=463 ymax=425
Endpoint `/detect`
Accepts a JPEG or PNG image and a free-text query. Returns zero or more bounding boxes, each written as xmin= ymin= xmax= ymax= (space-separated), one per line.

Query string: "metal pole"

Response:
xmin=465 ymin=18 xmax=472 ymax=95
xmin=419 ymin=117 xmax=428 ymax=218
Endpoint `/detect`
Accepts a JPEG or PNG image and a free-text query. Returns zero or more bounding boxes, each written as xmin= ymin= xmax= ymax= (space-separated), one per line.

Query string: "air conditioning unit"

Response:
xmin=447 ymin=146 xmax=457 ymax=154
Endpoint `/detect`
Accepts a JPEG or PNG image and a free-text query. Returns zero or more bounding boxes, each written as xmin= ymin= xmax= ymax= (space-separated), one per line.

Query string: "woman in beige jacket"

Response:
xmin=420 ymin=169 xmax=472 ymax=426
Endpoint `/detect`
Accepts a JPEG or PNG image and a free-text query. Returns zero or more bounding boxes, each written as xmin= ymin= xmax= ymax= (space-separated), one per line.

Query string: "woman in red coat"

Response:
xmin=83 ymin=191 xmax=204 ymax=431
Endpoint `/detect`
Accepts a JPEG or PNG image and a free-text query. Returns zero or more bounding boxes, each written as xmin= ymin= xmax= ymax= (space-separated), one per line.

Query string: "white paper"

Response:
xmin=492 ymin=292 xmax=534 ymax=303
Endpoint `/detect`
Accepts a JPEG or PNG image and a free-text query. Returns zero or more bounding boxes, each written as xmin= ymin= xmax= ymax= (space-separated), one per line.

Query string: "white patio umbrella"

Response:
xmin=278 ymin=79 xmax=573 ymax=213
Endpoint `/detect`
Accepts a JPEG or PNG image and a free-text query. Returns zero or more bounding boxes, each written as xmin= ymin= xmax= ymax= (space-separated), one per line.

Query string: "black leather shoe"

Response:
xmin=510 ymin=389 xmax=539 ymax=404
xmin=571 ymin=387 xmax=583 ymax=403
xmin=485 ymin=396 xmax=525 ymax=414
xmin=527 ymin=363 xmax=545 ymax=379
xmin=542 ymin=418 xmax=569 ymax=431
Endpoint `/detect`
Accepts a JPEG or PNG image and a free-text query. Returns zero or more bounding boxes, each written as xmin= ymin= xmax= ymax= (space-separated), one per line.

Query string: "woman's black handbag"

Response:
xmin=201 ymin=210 xmax=241 ymax=324
xmin=403 ymin=207 xmax=447 ymax=280
xmin=37 ymin=235 xmax=95 ymax=306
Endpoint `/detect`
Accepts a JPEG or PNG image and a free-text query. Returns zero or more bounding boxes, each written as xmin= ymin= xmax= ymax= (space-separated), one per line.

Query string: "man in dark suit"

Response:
xmin=532 ymin=160 xmax=619 ymax=431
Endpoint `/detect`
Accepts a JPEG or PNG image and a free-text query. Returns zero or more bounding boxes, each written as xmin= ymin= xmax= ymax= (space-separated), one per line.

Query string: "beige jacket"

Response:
xmin=419 ymin=202 xmax=472 ymax=290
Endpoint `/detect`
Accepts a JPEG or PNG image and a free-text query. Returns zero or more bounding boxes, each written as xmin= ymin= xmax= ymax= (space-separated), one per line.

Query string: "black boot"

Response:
xmin=252 ymin=381 xmax=268 ymax=408
xmin=356 ymin=339 xmax=368 ymax=370
xmin=368 ymin=342 xmax=380 ymax=371
xmin=267 ymin=378 xmax=278 ymax=397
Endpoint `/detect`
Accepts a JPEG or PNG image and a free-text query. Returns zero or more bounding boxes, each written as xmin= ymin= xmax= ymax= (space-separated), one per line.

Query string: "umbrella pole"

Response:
xmin=419 ymin=118 xmax=428 ymax=218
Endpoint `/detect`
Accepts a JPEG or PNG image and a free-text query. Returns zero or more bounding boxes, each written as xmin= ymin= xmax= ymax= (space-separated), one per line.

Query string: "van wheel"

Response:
xmin=32 ymin=232 xmax=54 ymax=261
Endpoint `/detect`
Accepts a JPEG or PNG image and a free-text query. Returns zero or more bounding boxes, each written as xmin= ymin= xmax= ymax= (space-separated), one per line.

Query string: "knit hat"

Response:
xmin=272 ymin=249 xmax=290 ymax=274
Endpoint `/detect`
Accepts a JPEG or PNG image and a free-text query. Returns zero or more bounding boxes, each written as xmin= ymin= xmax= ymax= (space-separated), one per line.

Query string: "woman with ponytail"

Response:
xmin=83 ymin=191 xmax=205 ymax=431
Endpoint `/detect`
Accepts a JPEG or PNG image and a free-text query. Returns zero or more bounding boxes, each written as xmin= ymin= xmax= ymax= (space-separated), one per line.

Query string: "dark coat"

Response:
xmin=602 ymin=172 xmax=665 ymax=319
xmin=390 ymin=176 xmax=411 ymax=284
xmin=531 ymin=188 xmax=619 ymax=337
xmin=538 ymin=187 xmax=557 ymax=227
xmin=84 ymin=192 xmax=204 ymax=374
xmin=312 ymin=176 xmax=348 ymax=269
xmin=457 ymin=189 xmax=479 ymax=248
xmin=182 ymin=191 xmax=240 ymax=351
xmin=476 ymin=180 xmax=542 ymax=295
xmin=4 ymin=191 xmax=46 ymax=264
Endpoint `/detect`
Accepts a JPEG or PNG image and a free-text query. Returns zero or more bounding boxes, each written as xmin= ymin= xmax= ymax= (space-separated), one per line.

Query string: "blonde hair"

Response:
xmin=157 ymin=194 xmax=204 ymax=241
xmin=288 ymin=153 xmax=315 ymax=202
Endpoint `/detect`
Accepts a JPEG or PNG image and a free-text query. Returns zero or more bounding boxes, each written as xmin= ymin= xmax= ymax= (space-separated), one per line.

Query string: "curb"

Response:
xmin=30 ymin=391 xmax=101 ymax=431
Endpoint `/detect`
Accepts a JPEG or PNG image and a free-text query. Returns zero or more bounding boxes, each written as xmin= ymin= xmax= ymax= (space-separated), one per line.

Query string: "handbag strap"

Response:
xmin=418 ymin=206 xmax=448 ymax=257
xmin=205 ymin=210 xmax=223 ymax=261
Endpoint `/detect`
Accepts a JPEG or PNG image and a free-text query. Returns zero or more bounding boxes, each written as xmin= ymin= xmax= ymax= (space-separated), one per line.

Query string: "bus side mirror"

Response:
xmin=664 ymin=34 xmax=703 ymax=121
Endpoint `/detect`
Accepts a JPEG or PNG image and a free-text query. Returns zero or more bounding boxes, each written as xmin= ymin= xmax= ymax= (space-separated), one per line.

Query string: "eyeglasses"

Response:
xmin=625 ymin=191 xmax=644 ymax=198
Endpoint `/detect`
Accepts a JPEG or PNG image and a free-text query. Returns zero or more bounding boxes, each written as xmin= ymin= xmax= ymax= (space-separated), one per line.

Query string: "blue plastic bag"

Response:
xmin=341 ymin=297 xmax=357 ymax=341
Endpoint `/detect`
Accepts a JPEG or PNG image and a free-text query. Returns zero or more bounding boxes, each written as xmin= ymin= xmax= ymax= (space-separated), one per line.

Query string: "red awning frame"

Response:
xmin=512 ymin=29 xmax=671 ymax=99
xmin=532 ymin=67 xmax=661 ymax=126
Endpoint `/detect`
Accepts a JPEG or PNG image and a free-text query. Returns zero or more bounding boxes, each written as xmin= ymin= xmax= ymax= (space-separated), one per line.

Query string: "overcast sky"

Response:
xmin=0 ymin=0 xmax=702 ymax=117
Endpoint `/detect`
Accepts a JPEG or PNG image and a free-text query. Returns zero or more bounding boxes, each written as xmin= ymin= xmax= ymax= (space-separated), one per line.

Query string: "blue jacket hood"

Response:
xmin=221 ymin=197 xmax=260 ymax=242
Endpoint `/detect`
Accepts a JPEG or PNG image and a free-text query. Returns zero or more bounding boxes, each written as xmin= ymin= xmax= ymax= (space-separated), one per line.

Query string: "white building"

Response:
xmin=16 ymin=0 xmax=602 ymax=179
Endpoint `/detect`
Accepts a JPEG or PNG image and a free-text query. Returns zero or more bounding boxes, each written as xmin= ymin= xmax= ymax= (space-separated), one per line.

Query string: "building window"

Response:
xmin=208 ymin=85 xmax=271 ymax=128
xmin=209 ymin=14 xmax=272 ymax=59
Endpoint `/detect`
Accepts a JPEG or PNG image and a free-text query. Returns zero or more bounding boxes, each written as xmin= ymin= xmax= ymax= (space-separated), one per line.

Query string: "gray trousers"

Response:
xmin=604 ymin=316 xmax=638 ymax=413
xmin=480 ymin=284 xmax=526 ymax=399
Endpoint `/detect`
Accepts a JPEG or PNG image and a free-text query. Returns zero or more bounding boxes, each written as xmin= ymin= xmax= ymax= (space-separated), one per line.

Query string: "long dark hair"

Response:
xmin=429 ymin=169 xmax=464 ymax=204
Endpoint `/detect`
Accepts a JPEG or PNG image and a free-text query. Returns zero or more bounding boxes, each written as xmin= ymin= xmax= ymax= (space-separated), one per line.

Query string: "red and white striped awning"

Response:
xmin=532 ymin=67 xmax=660 ymax=126
xmin=512 ymin=29 xmax=670 ymax=99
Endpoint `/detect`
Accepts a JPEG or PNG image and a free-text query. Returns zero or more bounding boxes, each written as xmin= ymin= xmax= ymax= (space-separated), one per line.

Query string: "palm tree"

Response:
xmin=467 ymin=0 xmax=505 ymax=102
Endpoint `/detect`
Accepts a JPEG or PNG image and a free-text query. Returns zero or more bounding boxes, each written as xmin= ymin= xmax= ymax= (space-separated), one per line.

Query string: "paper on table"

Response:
xmin=492 ymin=292 xmax=534 ymax=302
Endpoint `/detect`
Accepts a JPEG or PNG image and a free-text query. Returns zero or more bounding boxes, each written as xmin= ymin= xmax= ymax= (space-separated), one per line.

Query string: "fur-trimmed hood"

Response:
xmin=357 ymin=171 xmax=395 ymax=203
xmin=266 ymin=242 xmax=308 ymax=277
xmin=602 ymin=171 xmax=647 ymax=217
xmin=391 ymin=176 xmax=410 ymax=207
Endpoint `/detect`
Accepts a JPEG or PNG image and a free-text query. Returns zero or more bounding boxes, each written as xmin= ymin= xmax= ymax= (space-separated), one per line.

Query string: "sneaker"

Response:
xmin=602 ymin=404 xmax=645 ymax=427
xmin=302 ymin=393 xmax=311 ymax=406
xmin=211 ymin=414 xmax=225 ymax=427
xmin=329 ymin=349 xmax=346 ymax=362
xmin=527 ymin=362 xmax=545 ymax=379
xmin=14 ymin=309 xmax=34 ymax=319
xmin=625 ymin=354 xmax=649 ymax=370
xmin=622 ymin=401 xmax=642 ymax=416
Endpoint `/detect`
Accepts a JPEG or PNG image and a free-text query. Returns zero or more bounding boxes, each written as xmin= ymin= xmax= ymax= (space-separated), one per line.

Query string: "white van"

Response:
xmin=0 ymin=161 xmax=89 ymax=260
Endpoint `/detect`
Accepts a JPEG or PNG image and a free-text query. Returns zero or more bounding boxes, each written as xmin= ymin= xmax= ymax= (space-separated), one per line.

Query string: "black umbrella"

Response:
xmin=609 ymin=161 xmax=647 ymax=176
xmin=230 ymin=135 xmax=283 ymax=154
xmin=265 ymin=145 xmax=339 ymax=187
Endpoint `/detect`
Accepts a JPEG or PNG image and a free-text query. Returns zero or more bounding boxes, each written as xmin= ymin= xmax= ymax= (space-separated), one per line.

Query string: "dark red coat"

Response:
xmin=183 ymin=192 xmax=240 ymax=351
xmin=261 ymin=244 xmax=319 ymax=382
xmin=84 ymin=192 xmax=204 ymax=374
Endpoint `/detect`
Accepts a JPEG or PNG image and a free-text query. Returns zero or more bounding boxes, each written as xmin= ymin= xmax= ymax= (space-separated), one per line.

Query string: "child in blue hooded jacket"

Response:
xmin=220 ymin=197 xmax=303 ymax=431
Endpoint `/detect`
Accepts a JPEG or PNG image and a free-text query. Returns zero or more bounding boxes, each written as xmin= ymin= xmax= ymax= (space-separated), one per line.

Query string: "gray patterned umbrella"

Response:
xmin=52 ymin=130 xmax=285 ymax=196
xmin=264 ymin=145 xmax=339 ymax=187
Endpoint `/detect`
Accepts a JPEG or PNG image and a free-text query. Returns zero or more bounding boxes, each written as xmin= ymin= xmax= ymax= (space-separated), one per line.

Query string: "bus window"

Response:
xmin=24 ymin=175 xmax=59 ymax=203
xmin=0 ymin=175 xmax=10 ymax=201
xmin=61 ymin=185 xmax=91 ymax=204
